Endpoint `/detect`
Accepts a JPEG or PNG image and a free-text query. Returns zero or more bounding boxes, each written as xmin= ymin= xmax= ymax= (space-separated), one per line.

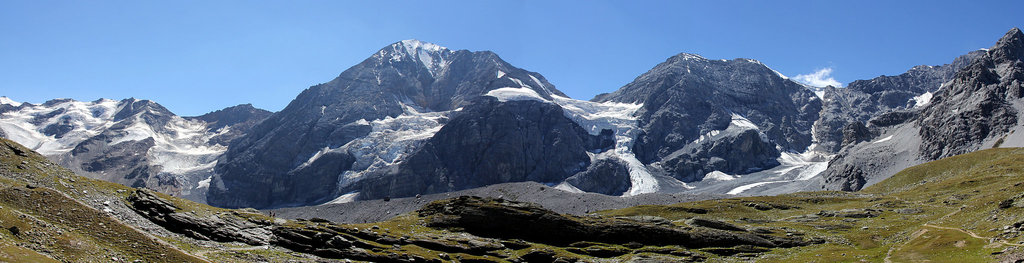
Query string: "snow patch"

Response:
xmin=912 ymin=91 xmax=933 ymax=108
xmin=0 ymin=96 xmax=21 ymax=106
xmin=872 ymin=135 xmax=894 ymax=144
xmin=325 ymin=192 xmax=360 ymax=205
xmin=335 ymin=103 xmax=452 ymax=186
xmin=496 ymin=70 xmax=506 ymax=79
xmin=727 ymin=181 xmax=780 ymax=195
xmin=554 ymin=182 xmax=585 ymax=193
xmin=551 ymin=95 xmax=673 ymax=195
xmin=485 ymin=87 xmax=547 ymax=102
xmin=195 ymin=176 xmax=212 ymax=189
xmin=703 ymin=171 xmax=736 ymax=181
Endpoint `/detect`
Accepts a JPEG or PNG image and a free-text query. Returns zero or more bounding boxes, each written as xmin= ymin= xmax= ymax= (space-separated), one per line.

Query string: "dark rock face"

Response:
xmin=918 ymin=28 xmax=1024 ymax=160
xmin=594 ymin=55 xmax=819 ymax=182
xmin=127 ymin=189 xmax=273 ymax=245
xmin=565 ymin=158 xmax=632 ymax=195
xmin=662 ymin=129 xmax=780 ymax=181
xmin=840 ymin=122 xmax=874 ymax=147
xmin=211 ymin=40 xmax=566 ymax=208
xmin=186 ymin=104 xmax=272 ymax=146
xmin=813 ymin=51 xmax=984 ymax=152
xmin=343 ymin=98 xmax=604 ymax=200
xmin=418 ymin=196 xmax=814 ymax=248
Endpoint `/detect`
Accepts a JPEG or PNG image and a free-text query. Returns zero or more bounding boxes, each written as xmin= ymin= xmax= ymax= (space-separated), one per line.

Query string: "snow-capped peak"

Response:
xmin=400 ymin=39 xmax=447 ymax=54
xmin=383 ymin=39 xmax=453 ymax=77
xmin=677 ymin=53 xmax=707 ymax=61
xmin=0 ymin=96 xmax=21 ymax=106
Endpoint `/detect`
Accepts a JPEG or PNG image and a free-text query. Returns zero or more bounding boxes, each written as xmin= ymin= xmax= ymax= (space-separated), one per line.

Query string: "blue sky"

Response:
xmin=2 ymin=1 xmax=1022 ymax=116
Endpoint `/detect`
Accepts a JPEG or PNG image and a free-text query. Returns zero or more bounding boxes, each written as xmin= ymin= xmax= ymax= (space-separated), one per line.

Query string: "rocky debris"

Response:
xmin=127 ymin=189 xmax=273 ymax=245
xmin=745 ymin=202 xmax=796 ymax=211
xmin=841 ymin=122 xmax=875 ymax=147
xmin=894 ymin=208 xmax=924 ymax=214
xmin=783 ymin=214 xmax=821 ymax=222
xmin=700 ymin=245 xmax=770 ymax=256
xmin=512 ymin=249 xmax=575 ymax=263
xmin=418 ymin=196 xmax=813 ymax=249
xmin=684 ymin=218 xmax=745 ymax=232
xmin=817 ymin=209 xmax=880 ymax=218
xmin=565 ymin=245 xmax=630 ymax=258
xmin=868 ymin=110 xmax=918 ymax=127
xmin=618 ymin=216 xmax=673 ymax=226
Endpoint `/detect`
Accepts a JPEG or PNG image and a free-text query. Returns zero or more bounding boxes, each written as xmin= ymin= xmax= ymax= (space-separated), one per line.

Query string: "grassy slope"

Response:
xmin=4 ymin=134 xmax=1024 ymax=262
xmin=602 ymin=147 xmax=1024 ymax=262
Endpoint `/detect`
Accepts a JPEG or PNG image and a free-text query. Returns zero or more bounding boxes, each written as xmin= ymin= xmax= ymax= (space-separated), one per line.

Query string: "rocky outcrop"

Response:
xmin=593 ymin=54 xmax=820 ymax=182
xmin=342 ymin=98 xmax=607 ymax=200
xmin=127 ymin=189 xmax=273 ymax=245
xmin=662 ymin=129 xmax=780 ymax=181
xmin=918 ymin=28 xmax=1024 ymax=160
xmin=565 ymin=158 xmax=632 ymax=195
xmin=418 ymin=196 xmax=815 ymax=249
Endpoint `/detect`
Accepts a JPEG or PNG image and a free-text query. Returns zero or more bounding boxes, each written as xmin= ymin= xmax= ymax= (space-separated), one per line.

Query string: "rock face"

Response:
xmin=127 ymin=189 xmax=273 ymax=245
xmin=210 ymin=40 xmax=567 ymax=208
xmin=565 ymin=158 xmax=632 ymax=195
xmin=418 ymin=196 xmax=813 ymax=248
xmin=593 ymin=54 xmax=820 ymax=182
xmin=342 ymin=98 xmax=609 ymax=200
xmin=822 ymin=28 xmax=1024 ymax=191
xmin=0 ymin=98 xmax=268 ymax=201
xmin=918 ymin=28 xmax=1024 ymax=160
xmin=812 ymin=51 xmax=984 ymax=152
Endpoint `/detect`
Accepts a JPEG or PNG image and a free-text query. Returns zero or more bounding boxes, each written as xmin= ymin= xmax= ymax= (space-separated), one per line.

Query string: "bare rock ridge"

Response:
xmin=822 ymin=27 xmax=1024 ymax=191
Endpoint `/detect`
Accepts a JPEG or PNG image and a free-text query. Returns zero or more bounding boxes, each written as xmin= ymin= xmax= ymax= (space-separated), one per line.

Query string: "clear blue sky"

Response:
xmin=2 ymin=0 xmax=1022 ymax=116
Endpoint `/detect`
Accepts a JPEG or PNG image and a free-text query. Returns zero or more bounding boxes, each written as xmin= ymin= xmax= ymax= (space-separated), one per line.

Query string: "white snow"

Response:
xmin=0 ymin=99 xmax=119 ymax=155
xmin=496 ymin=70 xmax=506 ymax=79
xmin=912 ymin=91 xmax=933 ymax=108
xmin=399 ymin=39 xmax=451 ymax=77
xmin=726 ymin=181 xmax=778 ymax=195
xmin=702 ymin=171 xmax=736 ymax=181
xmin=554 ymin=182 xmax=585 ymax=193
xmin=195 ymin=176 xmax=212 ymax=189
xmin=485 ymin=87 xmax=547 ymax=102
xmin=0 ymin=96 xmax=21 ymax=106
xmin=325 ymin=192 xmax=360 ymax=204
xmin=334 ymin=103 xmax=452 ymax=186
xmin=872 ymin=135 xmax=894 ymax=144
xmin=0 ymin=98 xmax=228 ymax=188
xmin=551 ymin=95 xmax=672 ymax=195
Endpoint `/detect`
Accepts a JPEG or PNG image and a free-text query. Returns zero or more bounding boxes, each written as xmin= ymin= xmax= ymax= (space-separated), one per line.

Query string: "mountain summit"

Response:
xmin=209 ymin=40 xmax=568 ymax=208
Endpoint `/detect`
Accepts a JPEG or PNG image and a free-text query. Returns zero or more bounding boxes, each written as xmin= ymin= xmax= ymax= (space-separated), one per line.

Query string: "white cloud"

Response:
xmin=793 ymin=67 xmax=843 ymax=88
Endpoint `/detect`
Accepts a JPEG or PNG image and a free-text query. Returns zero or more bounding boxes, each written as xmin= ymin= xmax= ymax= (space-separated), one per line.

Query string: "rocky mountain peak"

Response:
xmin=990 ymin=27 xmax=1024 ymax=64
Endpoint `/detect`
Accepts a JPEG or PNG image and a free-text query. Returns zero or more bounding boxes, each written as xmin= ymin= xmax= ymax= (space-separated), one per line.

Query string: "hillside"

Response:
xmin=6 ymin=136 xmax=1024 ymax=262
xmin=603 ymin=147 xmax=1024 ymax=262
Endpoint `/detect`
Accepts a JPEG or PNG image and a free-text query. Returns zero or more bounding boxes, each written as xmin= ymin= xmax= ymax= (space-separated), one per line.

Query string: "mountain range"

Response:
xmin=2 ymin=28 xmax=1022 ymax=211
